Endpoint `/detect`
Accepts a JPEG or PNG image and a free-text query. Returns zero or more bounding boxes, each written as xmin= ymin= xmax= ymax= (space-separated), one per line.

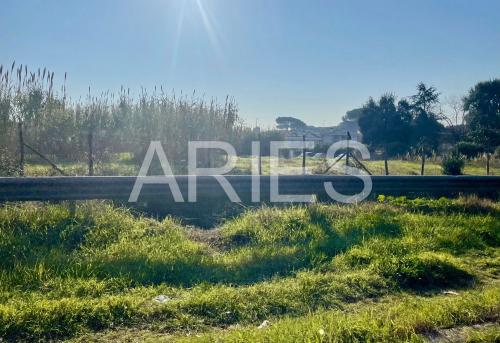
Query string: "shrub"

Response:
xmin=441 ymin=154 xmax=465 ymax=175
xmin=457 ymin=141 xmax=483 ymax=159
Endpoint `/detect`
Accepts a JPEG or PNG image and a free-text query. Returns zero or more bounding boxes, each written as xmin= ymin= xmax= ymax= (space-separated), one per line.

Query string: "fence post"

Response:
xmin=258 ymin=131 xmax=262 ymax=175
xmin=302 ymin=135 xmax=306 ymax=175
xmin=87 ymin=131 xmax=94 ymax=176
xmin=18 ymin=122 xmax=25 ymax=176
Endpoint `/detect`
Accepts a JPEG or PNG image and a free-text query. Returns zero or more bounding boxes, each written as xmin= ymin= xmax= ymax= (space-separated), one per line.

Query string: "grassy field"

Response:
xmin=232 ymin=156 xmax=499 ymax=176
xmin=23 ymin=153 xmax=499 ymax=176
xmin=24 ymin=153 xmax=140 ymax=177
xmin=0 ymin=197 xmax=498 ymax=342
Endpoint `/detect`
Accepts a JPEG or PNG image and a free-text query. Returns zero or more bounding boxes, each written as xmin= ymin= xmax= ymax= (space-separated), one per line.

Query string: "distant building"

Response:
xmin=277 ymin=116 xmax=361 ymax=146
xmin=284 ymin=130 xmax=322 ymax=142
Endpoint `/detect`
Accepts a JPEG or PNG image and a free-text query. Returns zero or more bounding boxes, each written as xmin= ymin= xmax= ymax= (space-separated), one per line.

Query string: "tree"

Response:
xmin=442 ymin=95 xmax=467 ymax=142
xmin=411 ymin=82 xmax=439 ymax=113
xmin=409 ymin=83 xmax=443 ymax=175
xmin=456 ymin=141 xmax=483 ymax=159
xmin=358 ymin=94 xmax=411 ymax=175
xmin=463 ymin=79 xmax=500 ymax=175
xmin=342 ymin=108 xmax=363 ymax=122
xmin=275 ymin=117 xmax=307 ymax=130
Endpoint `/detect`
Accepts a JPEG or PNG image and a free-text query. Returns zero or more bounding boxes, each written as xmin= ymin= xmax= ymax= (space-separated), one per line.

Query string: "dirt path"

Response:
xmin=185 ymin=226 xmax=228 ymax=252
xmin=427 ymin=322 xmax=499 ymax=342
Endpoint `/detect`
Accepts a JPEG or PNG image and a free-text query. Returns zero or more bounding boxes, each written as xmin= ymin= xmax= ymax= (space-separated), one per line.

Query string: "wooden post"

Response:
xmin=486 ymin=153 xmax=490 ymax=176
xmin=384 ymin=146 xmax=389 ymax=176
xmin=420 ymin=150 xmax=425 ymax=176
xmin=87 ymin=131 xmax=94 ymax=176
xmin=258 ymin=131 xmax=262 ymax=175
xmin=18 ymin=122 xmax=24 ymax=176
xmin=345 ymin=140 xmax=350 ymax=175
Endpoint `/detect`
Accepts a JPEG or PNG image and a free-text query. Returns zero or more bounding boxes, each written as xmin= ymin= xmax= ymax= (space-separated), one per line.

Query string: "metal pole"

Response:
xmin=258 ymin=131 xmax=262 ymax=175
xmin=302 ymin=135 xmax=306 ymax=175
xmin=345 ymin=135 xmax=349 ymax=175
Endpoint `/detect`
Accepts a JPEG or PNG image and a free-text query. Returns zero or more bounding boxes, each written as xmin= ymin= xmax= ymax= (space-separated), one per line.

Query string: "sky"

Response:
xmin=1 ymin=0 xmax=499 ymax=127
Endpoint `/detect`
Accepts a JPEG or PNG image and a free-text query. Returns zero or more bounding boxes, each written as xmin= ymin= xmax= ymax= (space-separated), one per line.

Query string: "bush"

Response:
xmin=457 ymin=141 xmax=483 ymax=159
xmin=441 ymin=154 xmax=465 ymax=175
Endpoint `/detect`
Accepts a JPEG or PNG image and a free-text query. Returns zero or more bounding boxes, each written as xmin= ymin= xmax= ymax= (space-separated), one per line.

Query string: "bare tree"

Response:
xmin=439 ymin=95 xmax=467 ymax=142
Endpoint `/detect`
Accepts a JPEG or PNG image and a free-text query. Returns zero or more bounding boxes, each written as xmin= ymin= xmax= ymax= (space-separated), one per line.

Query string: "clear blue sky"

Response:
xmin=1 ymin=0 xmax=499 ymax=127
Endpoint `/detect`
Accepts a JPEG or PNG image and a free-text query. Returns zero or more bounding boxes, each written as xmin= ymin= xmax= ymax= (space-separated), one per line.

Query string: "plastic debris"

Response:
xmin=258 ymin=320 xmax=270 ymax=329
xmin=153 ymin=295 xmax=172 ymax=303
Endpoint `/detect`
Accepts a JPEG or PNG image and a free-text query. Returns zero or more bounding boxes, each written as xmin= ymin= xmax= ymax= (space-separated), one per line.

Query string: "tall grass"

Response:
xmin=0 ymin=62 xmax=251 ymax=176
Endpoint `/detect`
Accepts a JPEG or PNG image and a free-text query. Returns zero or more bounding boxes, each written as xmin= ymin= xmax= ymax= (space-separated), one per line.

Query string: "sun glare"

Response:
xmin=195 ymin=0 xmax=221 ymax=55
xmin=169 ymin=0 xmax=223 ymax=74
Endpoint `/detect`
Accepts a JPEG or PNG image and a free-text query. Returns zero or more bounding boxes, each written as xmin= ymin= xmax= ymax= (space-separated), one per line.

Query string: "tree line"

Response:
xmin=357 ymin=81 xmax=500 ymax=175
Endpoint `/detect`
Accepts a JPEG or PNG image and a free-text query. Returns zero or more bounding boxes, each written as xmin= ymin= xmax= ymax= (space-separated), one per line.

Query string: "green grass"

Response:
xmin=24 ymin=152 xmax=140 ymax=176
xmin=365 ymin=159 xmax=498 ymax=175
xmin=0 ymin=197 xmax=498 ymax=341
xmin=173 ymin=285 xmax=500 ymax=343
xmin=21 ymin=153 xmax=499 ymax=176
xmin=233 ymin=156 xmax=499 ymax=175
xmin=464 ymin=324 xmax=500 ymax=342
